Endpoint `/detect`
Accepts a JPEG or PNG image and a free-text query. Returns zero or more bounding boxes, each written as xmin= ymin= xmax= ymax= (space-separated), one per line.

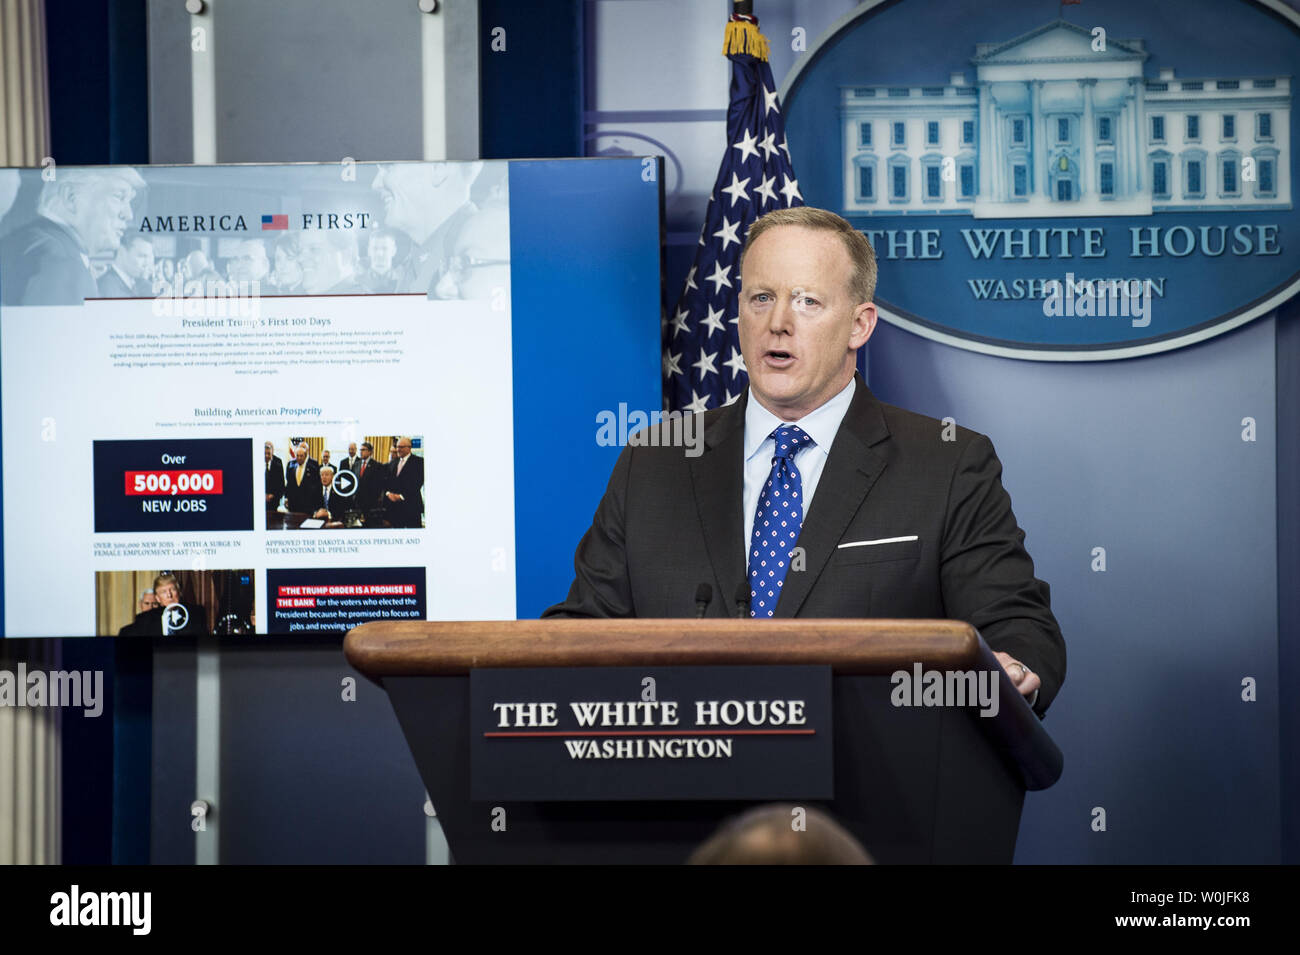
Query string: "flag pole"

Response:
xmin=725 ymin=0 xmax=768 ymax=60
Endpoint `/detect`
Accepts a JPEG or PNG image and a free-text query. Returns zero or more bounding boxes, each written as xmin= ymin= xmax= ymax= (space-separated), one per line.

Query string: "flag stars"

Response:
xmin=705 ymin=260 xmax=733 ymax=294
xmin=684 ymin=389 xmax=711 ymax=414
xmin=723 ymin=347 xmax=747 ymax=379
xmin=692 ymin=349 xmax=719 ymax=381
xmin=670 ymin=307 xmax=690 ymax=338
xmin=700 ymin=304 xmax=727 ymax=337
xmin=662 ymin=349 xmax=683 ymax=378
xmin=754 ymin=174 xmax=778 ymax=206
xmin=758 ymin=130 xmax=778 ymax=161
xmin=732 ymin=128 xmax=760 ymax=163
xmin=721 ymin=172 xmax=750 ymax=206
xmin=763 ymin=86 xmax=780 ymax=115
xmin=713 ymin=216 xmax=742 ymax=250
xmin=780 ymin=175 xmax=802 ymax=205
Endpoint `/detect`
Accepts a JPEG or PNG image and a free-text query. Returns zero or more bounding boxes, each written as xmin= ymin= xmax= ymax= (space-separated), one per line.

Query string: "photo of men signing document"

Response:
xmin=265 ymin=436 xmax=425 ymax=530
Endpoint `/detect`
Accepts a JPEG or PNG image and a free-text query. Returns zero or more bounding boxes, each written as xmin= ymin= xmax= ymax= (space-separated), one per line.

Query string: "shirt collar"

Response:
xmin=743 ymin=375 xmax=858 ymax=464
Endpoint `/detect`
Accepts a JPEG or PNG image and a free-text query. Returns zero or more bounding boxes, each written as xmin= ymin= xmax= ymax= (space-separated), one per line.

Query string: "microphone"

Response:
xmin=694 ymin=583 xmax=712 ymax=618
xmin=734 ymin=581 xmax=750 ymax=619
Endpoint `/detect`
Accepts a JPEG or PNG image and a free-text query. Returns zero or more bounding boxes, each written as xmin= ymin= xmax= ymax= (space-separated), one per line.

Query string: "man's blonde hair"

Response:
xmin=152 ymin=572 xmax=180 ymax=594
xmin=739 ymin=206 xmax=877 ymax=305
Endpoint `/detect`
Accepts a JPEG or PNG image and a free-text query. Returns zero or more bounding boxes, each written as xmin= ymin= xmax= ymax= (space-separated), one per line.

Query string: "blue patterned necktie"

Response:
xmin=748 ymin=425 xmax=814 ymax=617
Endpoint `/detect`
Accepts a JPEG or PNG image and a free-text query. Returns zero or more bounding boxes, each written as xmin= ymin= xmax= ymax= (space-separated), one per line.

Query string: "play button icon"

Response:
xmin=332 ymin=469 xmax=358 ymax=497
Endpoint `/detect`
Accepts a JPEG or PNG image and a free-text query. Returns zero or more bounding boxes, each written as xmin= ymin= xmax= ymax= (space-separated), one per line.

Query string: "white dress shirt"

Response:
xmin=742 ymin=376 xmax=857 ymax=556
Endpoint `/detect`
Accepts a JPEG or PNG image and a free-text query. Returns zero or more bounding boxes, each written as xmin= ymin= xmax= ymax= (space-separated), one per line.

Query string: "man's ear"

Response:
xmin=850 ymin=301 xmax=877 ymax=350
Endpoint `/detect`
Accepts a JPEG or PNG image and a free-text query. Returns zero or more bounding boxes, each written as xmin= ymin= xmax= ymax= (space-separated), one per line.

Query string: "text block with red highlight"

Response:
xmin=266 ymin=567 xmax=426 ymax=634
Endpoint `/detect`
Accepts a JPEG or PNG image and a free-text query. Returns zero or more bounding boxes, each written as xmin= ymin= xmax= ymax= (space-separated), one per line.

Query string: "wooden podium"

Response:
xmin=344 ymin=619 xmax=1063 ymax=864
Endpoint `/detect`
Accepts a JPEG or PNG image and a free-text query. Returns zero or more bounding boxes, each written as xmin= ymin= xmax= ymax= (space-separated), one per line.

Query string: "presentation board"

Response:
xmin=0 ymin=158 xmax=662 ymax=637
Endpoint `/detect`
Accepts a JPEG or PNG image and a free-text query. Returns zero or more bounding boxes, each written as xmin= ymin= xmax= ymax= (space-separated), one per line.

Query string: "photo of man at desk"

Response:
xmin=265 ymin=434 xmax=424 ymax=530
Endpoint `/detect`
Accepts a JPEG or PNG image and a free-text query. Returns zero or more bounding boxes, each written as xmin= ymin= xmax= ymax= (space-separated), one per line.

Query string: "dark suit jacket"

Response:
xmin=338 ymin=456 xmax=361 ymax=474
xmin=265 ymin=455 xmax=286 ymax=506
xmin=121 ymin=603 xmax=207 ymax=636
xmin=0 ymin=216 xmax=98 ymax=305
xmin=317 ymin=486 xmax=348 ymax=521
xmin=96 ymin=266 xmax=148 ymax=298
xmin=284 ymin=458 xmax=324 ymax=513
xmin=543 ymin=375 xmax=1066 ymax=716
xmin=355 ymin=456 xmax=385 ymax=512
xmin=385 ymin=454 xmax=425 ymax=527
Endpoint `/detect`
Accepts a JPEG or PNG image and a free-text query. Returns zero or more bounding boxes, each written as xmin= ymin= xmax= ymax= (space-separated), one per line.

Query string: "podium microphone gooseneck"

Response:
xmin=734 ymin=581 xmax=750 ymax=619
xmin=694 ymin=583 xmax=713 ymax=618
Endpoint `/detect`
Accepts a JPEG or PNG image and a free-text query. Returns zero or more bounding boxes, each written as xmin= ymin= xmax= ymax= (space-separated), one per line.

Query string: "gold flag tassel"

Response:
xmin=723 ymin=15 xmax=770 ymax=62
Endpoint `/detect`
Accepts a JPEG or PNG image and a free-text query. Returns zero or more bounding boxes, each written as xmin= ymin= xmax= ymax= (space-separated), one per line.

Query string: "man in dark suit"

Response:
xmin=354 ymin=441 xmax=386 ymax=516
xmin=383 ymin=437 xmax=425 ymax=528
xmin=120 ymin=573 xmax=206 ymax=636
xmin=312 ymin=467 xmax=349 ymax=523
xmin=543 ymin=207 xmax=1065 ymax=716
xmin=284 ymin=444 xmax=323 ymax=514
xmin=117 ymin=589 xmax=158 ymax=635
xmin=338 ymin=442 xmax=361 ymax=474
xmin=371 ymin=162 xmax=479 ymax=296
xmin=96 ymin=235 xmax=155 ymax=297
xmin=265 ymin=441 xmax=286 ymax=509
xmin=0 ymin=167 xmax=144 ymax=305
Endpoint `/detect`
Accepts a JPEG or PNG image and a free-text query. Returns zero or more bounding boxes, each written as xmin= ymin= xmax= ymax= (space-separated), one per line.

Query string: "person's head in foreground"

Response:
xmin=688 ymin=804 xmax=874 ymax=865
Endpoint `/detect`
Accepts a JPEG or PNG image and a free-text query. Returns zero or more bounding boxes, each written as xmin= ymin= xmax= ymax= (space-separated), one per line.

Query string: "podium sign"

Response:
xmin=469 ymin=665 xmax=833 ymax=801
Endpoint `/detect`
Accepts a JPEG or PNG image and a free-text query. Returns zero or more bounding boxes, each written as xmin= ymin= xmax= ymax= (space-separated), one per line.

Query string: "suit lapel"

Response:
xmin=689 ymin=394 xmax=748 ymax=616
xmin=774 ymin=375 xmax=891 ymax=618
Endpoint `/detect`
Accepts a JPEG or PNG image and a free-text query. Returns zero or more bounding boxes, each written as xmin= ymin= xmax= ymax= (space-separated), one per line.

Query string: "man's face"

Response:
xmin=69 ymin=179 xmax=136 ymax=255
xmin=371 ymin=163 xmax=465 ymax=241
xmin=121 ymin=240 xmax=153 ymax=279
xmin=321 ymin=451 xmax=331 ymax=465
xmin=155 ymin=580 xmax=180 ymax=606
xmin=434 ymin=205 xmax=510 ymax=301
xmin=368 ymin=236 xmax=397 ymax=274
xmin=274 ymin=245 xmax=302 ymax=287
xmin=396 ymin=439 xmax=412 ymax=458
xmin=359 ymin=446 xmax=372 ymax=460
xmin=295 ymin=447 xmax=308 ymax=465
xmin=264 ymin=443 xmax=273 ymax=462
xmin=228 ymin=241 xmax=270 ymax=283
xmin=348 ymin=443 xmax=357 ymax=457
xmin=139 ymin=592 xmax=158 ymax=612
xmin=297 ymin=233 xmax=343 ymax=293
xmin=321 ymin=470 xmax=334 ymax=488
xmin=738 ymin=225 xmax=876 ymax=421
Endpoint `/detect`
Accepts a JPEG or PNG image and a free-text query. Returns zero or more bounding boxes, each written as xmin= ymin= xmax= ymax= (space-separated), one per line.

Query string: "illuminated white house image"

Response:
xmin=840 ymin=20 xmax=1291 ymax=218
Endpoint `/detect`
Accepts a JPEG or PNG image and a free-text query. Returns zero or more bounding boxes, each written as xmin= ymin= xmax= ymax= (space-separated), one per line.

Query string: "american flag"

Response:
xmin=665 ymin=14 xmax=802 ymax=414
xmin=261 ymin=214 xmax=289 ymax=231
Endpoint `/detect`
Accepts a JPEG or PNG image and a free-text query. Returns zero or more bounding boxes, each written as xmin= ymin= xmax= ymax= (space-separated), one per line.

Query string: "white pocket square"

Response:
xmin=837 ymin=535 xmax=919 ymax=549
